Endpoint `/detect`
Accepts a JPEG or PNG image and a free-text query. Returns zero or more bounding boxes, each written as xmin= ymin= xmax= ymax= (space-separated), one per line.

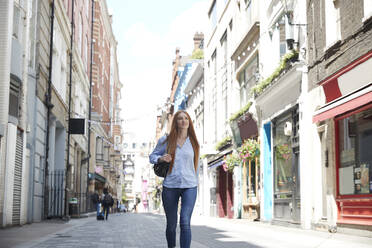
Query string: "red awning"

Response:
xmin=313 ymin=90 xmax=372 ymax=123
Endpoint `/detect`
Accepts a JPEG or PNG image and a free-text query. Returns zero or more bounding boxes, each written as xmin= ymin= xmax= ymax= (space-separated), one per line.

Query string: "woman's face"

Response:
xmin=176 ymin=112 xmax=189 ymax=130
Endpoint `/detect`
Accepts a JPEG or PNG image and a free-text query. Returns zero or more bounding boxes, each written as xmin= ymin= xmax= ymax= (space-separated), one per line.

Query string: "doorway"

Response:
xmin=272 ymin=107 xmax=301 ymax=223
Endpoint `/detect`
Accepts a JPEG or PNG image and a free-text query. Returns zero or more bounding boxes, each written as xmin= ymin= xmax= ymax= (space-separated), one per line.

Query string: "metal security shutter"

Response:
xmin=12 ymin=129 xmax=23 ymax=225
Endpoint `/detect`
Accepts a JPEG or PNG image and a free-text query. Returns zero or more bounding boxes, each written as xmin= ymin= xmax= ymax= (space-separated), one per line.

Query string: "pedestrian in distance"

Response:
xmin=91 ymin=191 xmax=100 ymax=216
xmin=149 ymin=110 xmax=200 ymax=248
xmin=102 ymin=188 xmax=114 ymax=220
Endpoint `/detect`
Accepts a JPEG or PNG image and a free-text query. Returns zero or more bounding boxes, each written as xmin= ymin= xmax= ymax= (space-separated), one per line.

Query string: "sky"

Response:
xmin=106 ymin=0 xmax=208 ymax=141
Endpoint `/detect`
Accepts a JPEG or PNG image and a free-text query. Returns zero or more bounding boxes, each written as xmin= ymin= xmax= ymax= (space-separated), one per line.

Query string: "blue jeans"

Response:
xmin=162 ymin=186 xmax=197 ymax=248
xmin=103 ymin=205 xmax=110 ymax=220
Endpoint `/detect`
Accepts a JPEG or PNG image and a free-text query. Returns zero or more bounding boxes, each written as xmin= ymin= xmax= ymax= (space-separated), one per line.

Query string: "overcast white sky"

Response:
xmin=107 ymin=0 xmax=208 ymax=141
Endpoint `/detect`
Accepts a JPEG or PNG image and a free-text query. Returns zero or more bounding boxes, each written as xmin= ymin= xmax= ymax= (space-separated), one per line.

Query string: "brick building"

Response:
xmin=89 ymin=0 xmax=123 ymax=202
xmin=308 ymin=0 xmax=372 ymax=229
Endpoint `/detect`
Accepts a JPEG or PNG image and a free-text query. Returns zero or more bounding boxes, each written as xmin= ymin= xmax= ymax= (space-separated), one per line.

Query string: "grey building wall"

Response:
xmin=0 ymin=0 xmax=14 ymax=226
xmin=33 ymin=99 xmax=47 ymax=222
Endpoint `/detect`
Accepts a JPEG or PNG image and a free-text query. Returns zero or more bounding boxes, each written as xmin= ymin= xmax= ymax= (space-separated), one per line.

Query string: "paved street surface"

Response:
xmin=1 ymin=213 xmax=372 ymax=248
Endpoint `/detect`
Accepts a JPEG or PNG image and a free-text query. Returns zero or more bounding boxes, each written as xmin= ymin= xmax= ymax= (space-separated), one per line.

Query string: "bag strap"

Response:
xmin=165 ymin=134 xmax=170 ymax=178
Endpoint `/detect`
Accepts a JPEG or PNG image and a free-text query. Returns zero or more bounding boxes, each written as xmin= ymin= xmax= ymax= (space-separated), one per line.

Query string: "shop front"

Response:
xmin=313 ymin=50 xmax=372 ymax=226
xmin=208 ymin=150 xmax=234 ymax=219
xmin=272 ymin=107 xmax=301 ymax=223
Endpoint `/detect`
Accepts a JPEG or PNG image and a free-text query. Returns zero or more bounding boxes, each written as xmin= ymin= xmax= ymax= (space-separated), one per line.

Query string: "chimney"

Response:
xmin=193 ymin=32 xmax=204 ymax=51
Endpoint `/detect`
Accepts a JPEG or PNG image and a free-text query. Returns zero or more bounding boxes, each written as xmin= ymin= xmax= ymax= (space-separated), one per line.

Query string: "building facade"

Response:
xmin=88 ymin=0 xmax=123 ymax=204
xmin=0 ymin=0 xmax=32 ymax=226
xmin=0 ymin=0 xmax=123 ymax=227
xmin=308 ymin=0 xmax=372 ymax=229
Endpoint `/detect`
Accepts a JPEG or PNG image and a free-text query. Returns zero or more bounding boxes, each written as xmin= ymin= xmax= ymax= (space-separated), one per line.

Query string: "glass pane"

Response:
xmin=338 ymin=108 xmax=372 ymax=195
xmin=274 ymin=116 xmax=292 ymax=195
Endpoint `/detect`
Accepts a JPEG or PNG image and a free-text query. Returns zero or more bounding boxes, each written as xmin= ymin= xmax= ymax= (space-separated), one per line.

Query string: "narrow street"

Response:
xmin=2 ymin=213 xmax=372 ymax=248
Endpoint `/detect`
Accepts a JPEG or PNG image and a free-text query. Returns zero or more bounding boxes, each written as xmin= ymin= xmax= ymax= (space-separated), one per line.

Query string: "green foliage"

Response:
xmin=229 ymin=101 xmax=252 ymax=122
xmin=200 ymin=154 xmax=207 ymax=159
xmin=191 ymin=48 xmax=204 ymax=59
xmin=215 ymin=136 xmax=232 ymax=151
xmin=238 ymin=139 xmax=260 ymax=163
xmin=121 ymin=193 xmax=127 ymax=203
xmin=251 ymin=50 xmax=299 ymax=96
xmin=224 ymin=152 xmax=241 ymax=172
xmin=121 ymin=185 xmax=127 ymax=202
xmin=275 ymin=143 xmax=291 ymax=161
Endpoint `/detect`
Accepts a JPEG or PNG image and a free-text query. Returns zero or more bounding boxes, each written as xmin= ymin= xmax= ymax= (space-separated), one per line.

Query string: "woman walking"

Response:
xmin=149 ymin=110 xmax=200 ymax=248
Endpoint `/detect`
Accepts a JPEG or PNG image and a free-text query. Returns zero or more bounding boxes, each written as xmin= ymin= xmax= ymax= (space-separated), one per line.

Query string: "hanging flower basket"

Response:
xmin=224 ymin=152 xmax=241 ymax=172
xmin=275 ymin=143 xmax=291 ymax=161
xmin=238 ymin=139 xmax=260 ymax=163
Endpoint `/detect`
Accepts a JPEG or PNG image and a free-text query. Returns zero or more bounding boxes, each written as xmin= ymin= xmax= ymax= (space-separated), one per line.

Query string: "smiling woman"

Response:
xmin=149 ymin=110 xmax=200 ymax=248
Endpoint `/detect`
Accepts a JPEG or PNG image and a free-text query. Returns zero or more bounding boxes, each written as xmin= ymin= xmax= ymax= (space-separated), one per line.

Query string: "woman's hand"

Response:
xmin=159 ymin=154 xmax=172 ymax=163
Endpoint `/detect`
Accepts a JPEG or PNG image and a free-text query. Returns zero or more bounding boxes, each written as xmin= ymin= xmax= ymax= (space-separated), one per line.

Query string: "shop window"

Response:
xmin=338 ymin=107 xmax=372 ymax=195
xmin=274 ymin=115 xmax=293 ymax=195
xmin=273 ymin=107 xmax=300 ymax=198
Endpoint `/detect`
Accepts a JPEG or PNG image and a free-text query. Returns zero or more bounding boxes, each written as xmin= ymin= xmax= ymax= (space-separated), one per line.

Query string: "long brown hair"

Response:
xmin=166 ymin=110 xmax=199 ymax=173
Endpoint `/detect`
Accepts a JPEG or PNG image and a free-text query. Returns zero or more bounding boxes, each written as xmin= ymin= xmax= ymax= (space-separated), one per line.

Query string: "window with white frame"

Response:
xmin=208 ymin=0 xmax=217 ymax=30
xmin=96 ymin=138 xmax=103 ymax=160
xmin=52 ymin=23 xmax=67 ymax=102
xmin=211 ymin=50 xmax=217 ymax=141
xmin=325 ymin=0 xmax=341 ymax=48
xmin=29 ymin=1 xmax=36 ymax=68
xmin=52 ymin=26 xmax=61 ymax=94
xmin=104 ymin=144 xmax=109 ymax=162
xmin=220 ymin=31 xmax=228 ymax=121
xmin=364 ymin=0 xmax=372 ymax=20
xmin=60 ymin=48 xmax=67 ymax=101
xmin=239 ymin=54 xmax=258 ymax=107
xmin=115 ymin=135 xmax=121 ymax=146
xmin=279 ymin=18 xmax=287 ymax=57
xmin=245 ymin=0 xmax=252 ymax=25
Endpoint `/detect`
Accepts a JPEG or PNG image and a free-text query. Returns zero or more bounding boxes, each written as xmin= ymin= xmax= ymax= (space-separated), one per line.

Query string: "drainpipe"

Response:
xmin=86 ymin=0 xmax=95 ymax=212
xmin=44 ymin=0 xmax=55 ymax=219
xmin=65 ymin=0 xmax=75 ymax=218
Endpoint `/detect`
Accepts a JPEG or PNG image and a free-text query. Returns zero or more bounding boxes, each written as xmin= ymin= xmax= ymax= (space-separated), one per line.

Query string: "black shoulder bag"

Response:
xmin=153 ymin=140 xmax=170 ymax=178
xmin=154 ymin=161 xmax=170 ymax=178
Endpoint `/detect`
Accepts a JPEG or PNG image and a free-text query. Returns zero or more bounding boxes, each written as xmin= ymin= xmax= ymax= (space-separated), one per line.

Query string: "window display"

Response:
xmin=274 ymin=115 xmax=293 ymax=195
xmin=338 ymin=107 xmax=372 ymax=195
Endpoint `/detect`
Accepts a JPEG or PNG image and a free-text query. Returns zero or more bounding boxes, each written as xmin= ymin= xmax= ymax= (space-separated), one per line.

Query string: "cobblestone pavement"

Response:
xmin=10 ymin=213 xmax=372 ymax=248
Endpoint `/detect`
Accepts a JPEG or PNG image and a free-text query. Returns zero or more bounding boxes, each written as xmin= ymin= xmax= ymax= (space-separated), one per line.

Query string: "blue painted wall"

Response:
xmin=263 ymin=122 xmax=273 ymax=220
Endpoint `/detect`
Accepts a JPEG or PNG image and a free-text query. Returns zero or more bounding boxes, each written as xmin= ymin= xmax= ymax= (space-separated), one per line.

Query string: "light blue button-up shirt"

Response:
xmin=149 ymin=135 xmax=199 ymax=188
